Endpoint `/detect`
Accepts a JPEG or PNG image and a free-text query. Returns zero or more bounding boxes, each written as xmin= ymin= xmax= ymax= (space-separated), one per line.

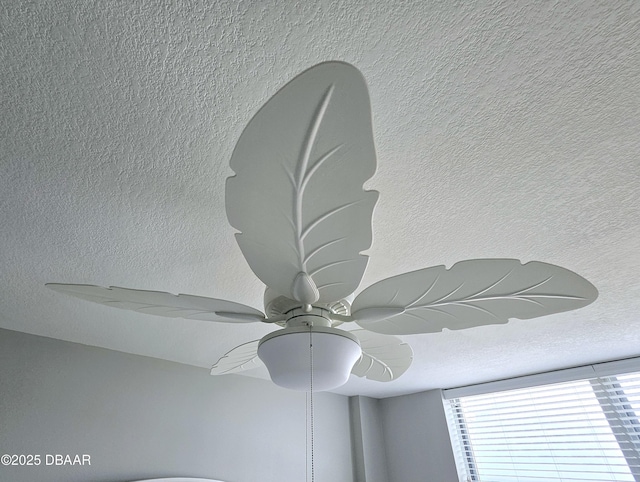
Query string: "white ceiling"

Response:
xmin=1 ymin=1 xmax=639 ymax=398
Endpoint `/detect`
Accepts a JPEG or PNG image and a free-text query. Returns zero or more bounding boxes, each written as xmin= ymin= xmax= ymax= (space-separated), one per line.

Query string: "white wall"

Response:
xmin=0 ymin=328 xmax=354 ymax=482
xmin=349 ymin=396 xmax=389 ymax=482
xmin=348 ymin=391 xmax=458 ymax=482
xmin=379 ymin=390 xmax=458 ymax=482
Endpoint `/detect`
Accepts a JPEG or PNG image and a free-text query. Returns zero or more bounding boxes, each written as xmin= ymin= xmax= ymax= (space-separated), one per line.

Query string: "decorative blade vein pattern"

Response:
xmin=351 ymin=330 xmax=413 ymax=382
xmin=226 ymin=62 xmax=378 ymax=303
xmin=210 ymin=340 xmax=263 ymax=375
xmin=352 ymin=259 xmax=598 ymax=335
xmin=46 ymin=284 xmax=265 ymax=323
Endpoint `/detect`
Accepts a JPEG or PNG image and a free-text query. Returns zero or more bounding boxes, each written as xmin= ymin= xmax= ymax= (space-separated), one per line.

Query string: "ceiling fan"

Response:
xmin=47 ymin=61 xmax=598 ymax=391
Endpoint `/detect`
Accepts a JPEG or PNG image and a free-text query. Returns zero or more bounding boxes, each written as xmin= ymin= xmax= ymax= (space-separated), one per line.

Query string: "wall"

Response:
xmin=348 ymin=392 xmax=458 ymax=482
xmin=379 ymin=390 xmax=458 ymax=482
xmin=349 ymin=396 xmax=389 ymax=482
xmin=0 ymin=328 xmax=354 ymax=482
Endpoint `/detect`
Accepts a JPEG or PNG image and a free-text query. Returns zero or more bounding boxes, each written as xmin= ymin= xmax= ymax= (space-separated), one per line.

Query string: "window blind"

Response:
xmin=444 ymin=365 xmax=640 ymax=482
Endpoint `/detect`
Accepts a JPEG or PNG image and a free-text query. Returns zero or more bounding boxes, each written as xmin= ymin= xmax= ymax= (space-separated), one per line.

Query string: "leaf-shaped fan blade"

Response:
xmin=351 ymin=259 xmax=598 ymax=335
xmin=210 ymin=340 xmax=263 ymax=375
xmin=351 ymin=330 xmax=413 ymax=382
xmin=226 ymin=61 xmax=378 ymax=304
xmin=46 ymin=284 xmax=266 ymax=323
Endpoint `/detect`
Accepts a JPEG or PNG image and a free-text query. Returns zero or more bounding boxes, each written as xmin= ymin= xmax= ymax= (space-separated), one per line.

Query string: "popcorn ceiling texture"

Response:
xmin=1 ymin=0 xmax=639 ymax=397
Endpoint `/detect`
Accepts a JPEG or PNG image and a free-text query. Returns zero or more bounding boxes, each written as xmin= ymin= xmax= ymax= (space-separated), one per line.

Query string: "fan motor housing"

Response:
xmin=263 ymin=288 xmax=353 ymax=319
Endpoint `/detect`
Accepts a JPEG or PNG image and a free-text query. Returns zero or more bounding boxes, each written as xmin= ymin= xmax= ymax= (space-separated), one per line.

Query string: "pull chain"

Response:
xmin=305 ymin=389 xmax=308 ymax=482
xmin=309 ymin=324 xmax=315 ymax=482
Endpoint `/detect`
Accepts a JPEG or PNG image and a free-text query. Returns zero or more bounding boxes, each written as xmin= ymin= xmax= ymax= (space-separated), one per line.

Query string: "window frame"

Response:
xmin=443 ymin=357 xmax=640 ymax=482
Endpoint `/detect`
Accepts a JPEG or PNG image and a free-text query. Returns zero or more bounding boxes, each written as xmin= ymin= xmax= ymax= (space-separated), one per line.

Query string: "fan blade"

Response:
xmin=210 ymin=340 xmax=263 ymax=375
xmin=46 ymin=284 xmax=266 ymax=323
xmin=351 ymin=259 xmax=598 ymax=335
xmin=226 ymin=61 xmax=378 ymax=304
xmin=351 ymin=330 xmax=413 ymax=382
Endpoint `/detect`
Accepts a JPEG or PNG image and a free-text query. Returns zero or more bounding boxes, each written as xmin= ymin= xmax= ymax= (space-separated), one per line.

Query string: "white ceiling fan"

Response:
xmin=47 ymin=61 xmax=598 ymax=391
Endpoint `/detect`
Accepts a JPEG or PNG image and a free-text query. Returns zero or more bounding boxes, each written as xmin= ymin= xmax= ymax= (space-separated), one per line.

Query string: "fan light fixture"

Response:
xmin=258 ymin=325 xmax=362 ymax=391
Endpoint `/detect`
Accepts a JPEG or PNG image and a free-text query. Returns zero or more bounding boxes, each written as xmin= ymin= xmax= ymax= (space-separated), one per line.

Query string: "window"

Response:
xmin=444 ymin=360 xmax=640 ymax=481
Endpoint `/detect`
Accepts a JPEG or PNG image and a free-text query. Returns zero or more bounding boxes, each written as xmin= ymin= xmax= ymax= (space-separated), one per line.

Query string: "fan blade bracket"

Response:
xmin=329 ymin=314 xmax=354 ymax=327
xmin=213 ymin=311 xmax=266 ymax=323
xmin=263 ymin=315 xmax=287 ymax=324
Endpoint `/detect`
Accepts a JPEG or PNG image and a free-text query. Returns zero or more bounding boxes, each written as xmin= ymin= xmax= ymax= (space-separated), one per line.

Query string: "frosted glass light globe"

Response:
xmin=258 ymin=326 xmax=362 ymax=391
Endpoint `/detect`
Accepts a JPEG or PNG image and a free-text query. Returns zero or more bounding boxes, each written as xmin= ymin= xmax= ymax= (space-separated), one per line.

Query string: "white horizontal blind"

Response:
xmin=445 ymin=370 xmax=640 ymax=481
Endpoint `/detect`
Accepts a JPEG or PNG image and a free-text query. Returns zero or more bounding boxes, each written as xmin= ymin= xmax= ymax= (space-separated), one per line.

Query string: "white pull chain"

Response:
xmin=309 ymin=325 xmax=315 ymax=482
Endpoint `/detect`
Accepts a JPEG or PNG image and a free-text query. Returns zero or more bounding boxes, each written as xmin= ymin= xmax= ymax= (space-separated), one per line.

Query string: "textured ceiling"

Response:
xmin=1 ymin=1 xmax=639 ymax=398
